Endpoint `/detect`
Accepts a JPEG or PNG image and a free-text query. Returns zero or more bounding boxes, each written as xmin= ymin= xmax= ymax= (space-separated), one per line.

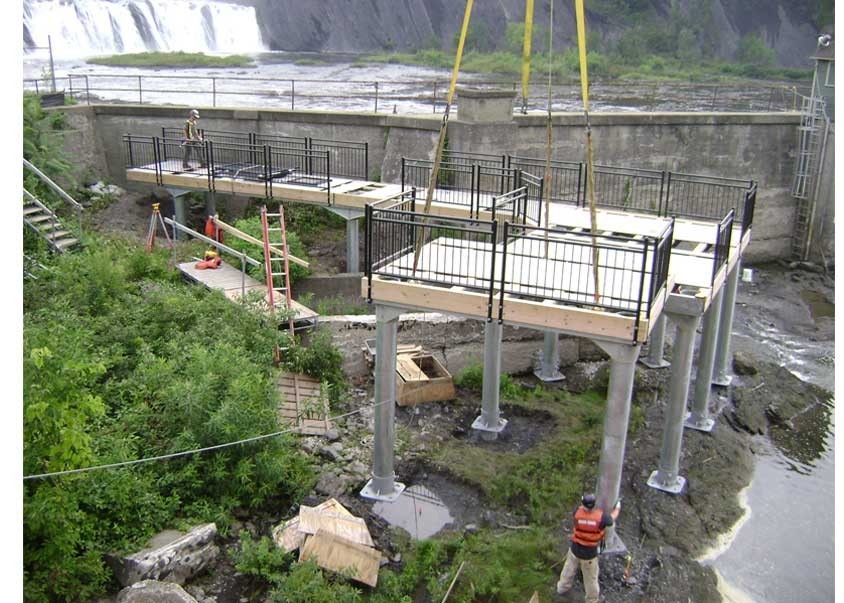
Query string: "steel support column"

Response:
xmin=205 ymin=191 xmax=216 ymax=216
xmin=346 ymin=217 xmax=360 ymax=273
xmin=712 ymin=259 xmax=741 ymax=386
xmin=686 ymin=291 xmax=722 ymax=432
xmin=361 ymin=305 xmax=405 ymax=501
xmin=640 ymin=314 xmax=670 ymax=369
xmin=534 ymin=331 xmax=565 ymax=381
xmin=173 ymin=195 xmax=186 ymax=241
xmin=647 ymin=311 xmax=700 ymax=494
xmin=592 ymin=340 xmax=641 ymax=554
xmin=472 ymin=319 xmax=507 ymax=439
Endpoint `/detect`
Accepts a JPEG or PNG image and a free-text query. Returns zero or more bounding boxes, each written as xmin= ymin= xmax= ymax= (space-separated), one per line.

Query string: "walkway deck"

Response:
xmin=178 ymin=260 xmax=318 ymax=325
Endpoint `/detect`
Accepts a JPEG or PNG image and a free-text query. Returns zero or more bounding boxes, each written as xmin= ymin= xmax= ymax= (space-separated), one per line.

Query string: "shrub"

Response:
xmin=270 ymin=560 xmax=363 ymax=603
xmin=231 ymin=533 xmax=291 ymax=586
xmin=735 ymin=32 xmax=775 ymax=67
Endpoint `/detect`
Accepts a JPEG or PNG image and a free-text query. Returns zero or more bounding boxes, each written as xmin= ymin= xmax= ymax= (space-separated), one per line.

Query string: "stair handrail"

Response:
xmin=23 ymin=188 xmax=67 ymax=251
xmin=23 ymin=158 xmax=84 ymax=227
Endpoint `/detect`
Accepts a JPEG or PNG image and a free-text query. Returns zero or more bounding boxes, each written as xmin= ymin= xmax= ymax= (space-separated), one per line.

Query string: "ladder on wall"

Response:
xmin=260 ymin=204 xmax=297 ymax=340
xmin=791 ymin=96 xmax=829 ymax=259
xmin=23 ymin=189 xmax=80 ymax=254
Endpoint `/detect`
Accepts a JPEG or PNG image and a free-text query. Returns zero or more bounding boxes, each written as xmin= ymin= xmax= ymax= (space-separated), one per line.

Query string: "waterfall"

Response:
xmin=23 ymin=0 xmax=267 ymax=58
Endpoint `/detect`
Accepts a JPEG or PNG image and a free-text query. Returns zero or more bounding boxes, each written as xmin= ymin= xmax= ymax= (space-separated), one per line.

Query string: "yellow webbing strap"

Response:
xmin=521 ymin=0 xmax=535 ymax=112
xmin=574 ymin=0 xmax=601 ymax=302
xmin=414 ymin=0 xmax=474 ymax=271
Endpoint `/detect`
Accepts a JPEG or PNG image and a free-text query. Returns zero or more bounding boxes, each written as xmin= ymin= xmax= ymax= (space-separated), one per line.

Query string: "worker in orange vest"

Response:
xmin=556 ymin=493 xmax=621 ymax=603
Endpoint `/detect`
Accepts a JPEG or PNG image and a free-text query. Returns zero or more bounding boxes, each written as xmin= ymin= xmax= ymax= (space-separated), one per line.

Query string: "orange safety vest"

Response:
xmin=571 ymin=506 xmax=605 ymax=548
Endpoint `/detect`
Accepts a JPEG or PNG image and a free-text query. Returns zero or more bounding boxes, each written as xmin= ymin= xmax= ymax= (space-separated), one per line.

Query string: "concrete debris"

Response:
xmin=115 ymin=580 xmax=198 ymax=603
xmin=271 ymin=498 xmax=381 ymax=587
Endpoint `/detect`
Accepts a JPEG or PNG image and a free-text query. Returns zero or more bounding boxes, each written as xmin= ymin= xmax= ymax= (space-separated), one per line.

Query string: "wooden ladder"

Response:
xmin=260 ymin=205 xmax=297 ymax=357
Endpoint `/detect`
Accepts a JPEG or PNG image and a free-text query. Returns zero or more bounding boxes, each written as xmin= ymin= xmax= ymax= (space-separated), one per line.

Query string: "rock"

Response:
xmin=106 ymin=524 xmax=219 ymax=587
xmin=88 ymin=181 xmax=125 ymax=197
xmin=732 ymin=351 xmax=758 ymax=375
xmin=116 ymin=580 xmax=198 ymax=603
xmin=324 ymin=427 xmax=341 ymax=441
xmin=347 ymin=460 xmax=368 ymax=477
xmin=319 ymin=442 xmax=346 ymax=462
xmin=315 ymin=471 xmax=351 ymax=496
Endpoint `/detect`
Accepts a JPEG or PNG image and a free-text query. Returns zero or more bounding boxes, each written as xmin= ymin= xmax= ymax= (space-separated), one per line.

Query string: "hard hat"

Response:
xmin=581 ymin=493 xmax=596 ymax=509
xmin=190 ymin=109 xmax=200 ymax=118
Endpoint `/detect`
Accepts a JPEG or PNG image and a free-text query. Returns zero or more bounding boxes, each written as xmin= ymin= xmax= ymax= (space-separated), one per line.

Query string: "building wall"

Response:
xmin=60 ymin=104 xmax=810 ymax=263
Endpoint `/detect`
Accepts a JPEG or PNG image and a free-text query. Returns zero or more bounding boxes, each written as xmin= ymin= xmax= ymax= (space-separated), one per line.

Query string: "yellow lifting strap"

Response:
xmin=414 ymin=0 xmax=474 ymax=270
xmin=521 ymin=0 xmax=535 ymax=113
xmin=574 ymin=0 xmax=601 ymax=302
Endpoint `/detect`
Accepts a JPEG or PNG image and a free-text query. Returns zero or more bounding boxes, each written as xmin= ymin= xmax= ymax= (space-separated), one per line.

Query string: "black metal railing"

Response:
xmin=490 ymin=187 xmax=529 ymax=224
xmin=123 ymin=135 xmax=332 ymax=201
xmin=517 ymin=171 xmax=543 ymax=226
xmin=442 ymin=150 xmax=507 ymax=169
xmin=586 ymin=164 xmax=666 ymax=215
xmin=665 ymin=172 xmax=755 ymax=232
xmin=508 ymin=156 xmax=582 ymax=206
xmin=309 ymin=138 xmax=368 ymax=180
xmin=366 ymin=192 xmax=500 ymax=318
xmin=364 ymin=201 xmax=674 ymax=341
xmin=712 ymin=210 xmax=735 ymax=284
xmin=401 ymin=159 xmax=477 ymax=212
xmin=498 ymin=221 xmax=673 ymax=340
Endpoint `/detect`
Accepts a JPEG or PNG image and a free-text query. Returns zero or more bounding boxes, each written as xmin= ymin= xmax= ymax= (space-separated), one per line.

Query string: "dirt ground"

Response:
xmin=94 ymin=190 xmax=834 ymax=603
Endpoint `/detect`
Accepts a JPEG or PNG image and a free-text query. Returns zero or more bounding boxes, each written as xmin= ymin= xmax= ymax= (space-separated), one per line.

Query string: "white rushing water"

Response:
xmin=23 ymin=0 xmax=267 ymax=57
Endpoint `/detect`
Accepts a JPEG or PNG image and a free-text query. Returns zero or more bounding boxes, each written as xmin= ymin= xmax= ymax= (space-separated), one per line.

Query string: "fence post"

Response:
xmin=85 ymin=75 xmax=91 ymax=105
xmin=138 ymin=75 xmax=143 ymax=104
xmin=433 ymin=80 xmax=438 ymax=113
xmin=291 ymin=80 xmax=295 ymax=111
xmin=212 ymin=77 xmax=217 ymax=108
xmin=710 ymin=86 xmax=718 ymax=111
xmin=374 ymin=82 xmax=379 ymax=113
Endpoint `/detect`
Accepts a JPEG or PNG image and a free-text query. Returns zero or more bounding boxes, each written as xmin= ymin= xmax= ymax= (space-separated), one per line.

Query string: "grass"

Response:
xmin=87 ymin=51 xmax=255 ymax=68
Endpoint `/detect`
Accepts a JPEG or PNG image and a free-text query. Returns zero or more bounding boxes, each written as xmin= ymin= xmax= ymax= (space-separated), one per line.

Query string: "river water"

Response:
xmin=22 ymin=51 xmax=807 ymax=114
xmin=701 ymin=278 xmax=836 ymax=603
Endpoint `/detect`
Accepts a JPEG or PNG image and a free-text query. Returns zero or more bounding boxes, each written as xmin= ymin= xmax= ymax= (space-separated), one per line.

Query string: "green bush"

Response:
xmin=735 ymin=32 xmax=775 ymax=67
xmin=269 ymin=561 xmax=363 ymax=603
xmin=231 ymin=533 xmax=291 ymax=586
xmin=454 ymin=363 xmax=519 ymax=399
xmin=224 ymin=215 xmax=311 ymax=285
xmin=23 ymin=239 xmax=316 ymax=602
xmin=283 ymin=329 xmax=348 ymax=405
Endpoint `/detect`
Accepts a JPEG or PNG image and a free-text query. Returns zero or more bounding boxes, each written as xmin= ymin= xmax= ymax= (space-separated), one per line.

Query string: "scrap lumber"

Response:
xmin=298 ymin=506 xmax=374 ymax=547
xmin=299 ymin=529 xmax=381 ymax=588
xmin=277 ymin=371 xmax=332 ymax=436
xmin=272 ymin=498 xmax=354 ymax=553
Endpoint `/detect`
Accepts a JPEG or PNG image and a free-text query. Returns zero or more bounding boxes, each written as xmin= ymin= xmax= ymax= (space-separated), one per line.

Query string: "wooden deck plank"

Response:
xmin=299 ymin=530 xmax=381 ymax=587
xmin=298 ymin=507 xmax=374 ymax=547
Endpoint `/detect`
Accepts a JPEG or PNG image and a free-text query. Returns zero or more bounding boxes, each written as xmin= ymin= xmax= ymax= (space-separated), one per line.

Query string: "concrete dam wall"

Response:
xmin=63 ymin=102 xmax=805 ymax=262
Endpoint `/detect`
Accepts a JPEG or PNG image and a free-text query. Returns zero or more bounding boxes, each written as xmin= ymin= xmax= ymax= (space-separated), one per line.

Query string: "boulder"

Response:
xmin=116 ymin=580 xmax=198 ymax=603
xmin=107 ymin=523 xmax=218 ymax=587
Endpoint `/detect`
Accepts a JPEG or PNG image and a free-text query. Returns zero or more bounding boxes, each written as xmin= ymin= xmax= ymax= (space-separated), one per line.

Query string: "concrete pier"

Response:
xmin=641 ymin=314 xmax=670 ymax=369
xmin=686 ymin=291 xmax=722 ymax=432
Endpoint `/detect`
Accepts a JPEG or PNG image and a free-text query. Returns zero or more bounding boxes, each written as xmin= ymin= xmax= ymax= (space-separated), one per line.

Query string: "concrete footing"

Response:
xmin=360 ymin=305 xmax=406 ymax=502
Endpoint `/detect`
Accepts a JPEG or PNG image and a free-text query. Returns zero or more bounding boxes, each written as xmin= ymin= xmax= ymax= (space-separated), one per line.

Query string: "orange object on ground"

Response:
xmin=204 ymin=216 xmax=224 ymax=244
xmin=195 ymin=257 xmax=222 ymax=270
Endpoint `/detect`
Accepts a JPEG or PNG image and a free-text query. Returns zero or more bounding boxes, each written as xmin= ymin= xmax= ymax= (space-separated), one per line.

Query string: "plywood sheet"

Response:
xmin=299 ymin=529 xmax=381 ymax=587
xmin=272 ymin=498 xmax=354 ymax=553
xmin=298 ymin=506 xmax=374 ymax=547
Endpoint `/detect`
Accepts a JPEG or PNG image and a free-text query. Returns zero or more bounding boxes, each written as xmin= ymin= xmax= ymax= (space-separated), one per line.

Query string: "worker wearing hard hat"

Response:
xmin=556 ymin=493 xmax=621 ymax=603
xmin=181 ymin=109 xmax=205 ymax=170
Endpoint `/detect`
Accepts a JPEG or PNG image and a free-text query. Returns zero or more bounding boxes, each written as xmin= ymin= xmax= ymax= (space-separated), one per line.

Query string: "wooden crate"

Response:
xmin=396 ymin=354 xmax=455 ymax=407
xmin=277 ymin=371 xmax=332 ymax=435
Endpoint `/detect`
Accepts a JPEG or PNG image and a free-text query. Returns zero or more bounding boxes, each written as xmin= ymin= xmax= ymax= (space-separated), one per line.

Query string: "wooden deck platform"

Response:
xmin=177 ymin=260 xmax=318 ymax=324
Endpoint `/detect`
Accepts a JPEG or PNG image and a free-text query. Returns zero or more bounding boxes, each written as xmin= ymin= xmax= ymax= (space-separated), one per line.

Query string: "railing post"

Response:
xmin=212 ymin=77 xmax=217 ymax=108
xmin=663 ymin=172 xmax=672 ymax=217
xmin=85 ymin=75 xmax=90 ymax=105
xmin=364 ymin=142 xmax=369 ymax=180
xmin=658 ymin=171 xmax=667 ymax=216
xmin=291 ymin=80 xmax=295 ymax=111
xmin=710 ymin=86 xmax=718 ymax=111
xmin=433 ymin=80 xmax=438 ymax=113
xmin=374 ymin=81 xmax=379 ymax=113
xmin=138 ymin=75 xmax=143 ymax=104
xmin=365 ymin=204 xmax=372 ymax=301
xmin=498 ymin=222 xmax=509 ymax=322
xmin=487 ymin=220 xmax=498 ymax=322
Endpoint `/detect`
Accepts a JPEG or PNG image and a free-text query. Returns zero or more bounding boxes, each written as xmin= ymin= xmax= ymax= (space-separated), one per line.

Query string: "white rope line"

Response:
xmin=23 ymin=397 xmax=394 ymax=481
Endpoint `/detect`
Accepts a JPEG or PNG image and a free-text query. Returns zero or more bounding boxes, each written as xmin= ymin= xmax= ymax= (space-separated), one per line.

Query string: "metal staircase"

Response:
xmin=23 ymin=189 xmax=80 ymax=254
xmin=260 ymin=204 xmax=297 ymax=336
xmin=791 ymin=96 xmax=830 ymax=259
